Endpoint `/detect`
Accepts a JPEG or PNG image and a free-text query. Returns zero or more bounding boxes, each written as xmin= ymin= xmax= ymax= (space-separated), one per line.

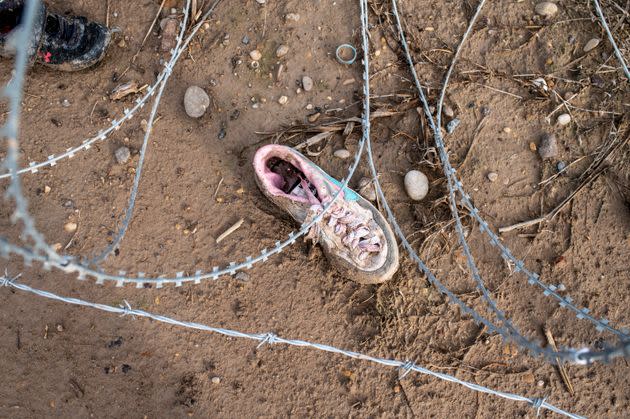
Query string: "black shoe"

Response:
xmin=0 ymin=1 xmax=111 ymax=71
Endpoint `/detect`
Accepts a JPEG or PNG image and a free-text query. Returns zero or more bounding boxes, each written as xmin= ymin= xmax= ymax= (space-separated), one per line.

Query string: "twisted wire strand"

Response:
xmin=390 ymin=0 xmax=628 ymax=341
xmin=0 ymin=274 xmax=584 ymax=419
xmin=592 ymin=0 xmax=630 ymax=81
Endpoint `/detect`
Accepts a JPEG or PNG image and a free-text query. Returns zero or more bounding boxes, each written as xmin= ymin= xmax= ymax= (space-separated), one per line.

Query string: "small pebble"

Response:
xmin=44 ymin=185 xmax=51 ymax=194
xmin=446 ymin=118 xmax=460 ymax=134
xmin=275 ymin=44 xmax=289 ymax=58
xmin=557 ymin=161 xmax=567 ymax=172
xmin=278 ymin=95 xmax=288 ymax=105
xmin=61 ymin=99 xmax=70 ymax=107
xmin=115 ymin=146 xmax=131 ymax=164
xmin=334 ymin=149 xmax=351 ymax=159
xmin=590 ymin=74 xmax=605 ymax=88
xmin=503 ymin=127 xmax=512 ymax=134
xmin=442 ymin=105 xmax=454 ymax=118
xmin=56 ymin=324 xmax=64 ymax=332
xmin=249 ymin=49 xmax=262 ymax=61
xmin=235 ymin=272 xmax=250 ymax=282
xmin=538 ymin=133 xmax=558 ymax=159
xmin=183 ymin=86 xmax=210 ymax=118
xmin=64 ymin=222 xmax=78 ymax=233
xmin=307 ymin=112 xmax=320 ymax=123
xmin=535 ymin=2 xmax=558 ymax=17
xmin=211 ymin=376 xmax=221 ymax=384
xmin=285 ymin=13 xmax=300 ymax=22
xmin=302 ymin=76 xmax=314 ymax=92
xmin=557 ymin=113 xmax=571 ymax=126
xmin=255 ymin=0 xmax=265 ymax=3
xmin=358 ymin=177 xmax=377 ymax=201
xmin=583 ymin=38 xmax=600 ymax=53
xmin=537 ymin=380 xmax=545 ymax=388
xmin=487 ymin=172 xmax=498 ymax=182
xmin=306 ymin=104 xmax=314 ymax=110
xmin=241 ymin=35 xmax=250 ymax=45
xmin=404 ymin=170 xmax=429 ymax=201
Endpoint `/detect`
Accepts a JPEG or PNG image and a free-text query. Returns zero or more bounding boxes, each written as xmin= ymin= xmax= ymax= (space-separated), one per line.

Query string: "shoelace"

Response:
xmin=307 ymin=201 xmax=382 ymax=262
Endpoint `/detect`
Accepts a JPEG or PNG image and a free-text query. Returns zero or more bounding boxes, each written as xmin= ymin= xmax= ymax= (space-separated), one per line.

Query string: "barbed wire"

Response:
xmin=0 ymin=272 xmax=584 ymax=419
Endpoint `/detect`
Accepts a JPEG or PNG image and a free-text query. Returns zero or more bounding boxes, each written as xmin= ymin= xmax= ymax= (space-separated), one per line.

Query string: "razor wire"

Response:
xmin=357 ymin=0 xmax=630 ymax=365
xmin=389 ymin=0 xmax=630 ymax=343
xmin=0 ymin=0 xmax=628 ymax=413
xmin=0 ymin=0 xmax=372 ymax=285
xmin=0 ymin=0 xmax=628 ymax=370
xmin=0 ymin=2 xmax=194 ymax=180
xmin=88 ymin=0 xmax=195 ymax=265
xmin=0 ymin=0 xmax=628 ymax=365
xmin=0 ymin=273 xmax=584 ymax=419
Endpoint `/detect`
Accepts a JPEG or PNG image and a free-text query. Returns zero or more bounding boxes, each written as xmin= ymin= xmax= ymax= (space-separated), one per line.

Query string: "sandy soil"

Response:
xmin=1 ymin=0 xmax=629 ymax=417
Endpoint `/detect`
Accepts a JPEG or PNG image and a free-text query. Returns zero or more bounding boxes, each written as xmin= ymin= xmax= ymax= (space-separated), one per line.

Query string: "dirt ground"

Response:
xmin=1 ymin=0 xmax=629 ymax=417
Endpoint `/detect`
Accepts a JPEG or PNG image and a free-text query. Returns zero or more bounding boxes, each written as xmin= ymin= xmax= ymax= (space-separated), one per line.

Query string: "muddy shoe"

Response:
xmin=0 ymin=1 xmax=111 ymax=71
xmin=253 ymin=144 xmax=399 ymax=284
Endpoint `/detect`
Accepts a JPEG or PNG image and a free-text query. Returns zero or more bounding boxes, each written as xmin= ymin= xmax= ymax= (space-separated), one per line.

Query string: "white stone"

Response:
xmin=275 ymin=44 xmax=289 ymax=58
xmin=333 ymin=149 xmax=351 ymax=159
xmin=487 ymin=172 xmax=498 ymax=182
xmin=285 ymin=13 xmax=300 ymax=22
xmin=557 ymin=113 xmax=571 ymax=126
xmin=583 ymin=38 xmax=600 ymax=53
xmin=302 ymin=76 xmax=314 ymax=92
xmin=278 ymin=95 xmax=288 ymax=105
xmin=249 ymin=49 xmax=262 ymax=61
xmin=535 ymin=2 xmax=558 ymax=17
xmin=64 ymin=222 xmax=78 ymax=233
xmin=358 ymin=177 xmax=377 ymax=201
xmin=115 ymin=146 xmax=131 ymax=164
xmin=184 ymin=86 xmax=210 ymax=118
xmin=404 ymin=170 xmax=429 ymax=201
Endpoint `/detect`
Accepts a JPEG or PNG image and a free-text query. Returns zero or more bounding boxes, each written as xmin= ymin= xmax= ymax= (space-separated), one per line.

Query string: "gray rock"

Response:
xmin=583 ymin=38 xmax=600 ymax=53
xmin=302 ymin=76 xmax=314 ymax=92
xmin=285 ymin=13 xmax=300 ymax=22
xmin=442 ymin=105 xmax=454 ymax=118
xmin=115 ymin=146 xmax=131 ymax=164
xmin=538 ymin=133 xmax=558 ymax=159
xmin=235 ymin=272 xmax=250 ymax=282
xmin=333 ymin=149 xmax=351 ymax=159
xmin=276 ymin=44 xmax=289 ymax=58
xmin=557 ymin=113 xmax=571 ymax=126
xmin=404 ymin=170 xmax=429 ymax=201
xmin=535 ymin=2 xmax=558 ymax=17
xmin=184 ymin=86 xmax=210 ymax=118
xmin=249 ymin=49 xmax=262 ymax=61
xmin=446 ymin=118 xmax=461 ymax=134
xmin=358 ymin=177 xmax=377 ymax=201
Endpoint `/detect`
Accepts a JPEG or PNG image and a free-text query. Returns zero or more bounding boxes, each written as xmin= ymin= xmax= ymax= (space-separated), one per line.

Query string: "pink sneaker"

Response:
xmin=253 ymin=144 xmax=399 ymax=284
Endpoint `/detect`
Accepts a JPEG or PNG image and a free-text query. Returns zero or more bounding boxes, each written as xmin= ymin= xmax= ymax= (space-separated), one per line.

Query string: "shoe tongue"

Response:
xmin=46 ymin=14 xmax=82 ymax=47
